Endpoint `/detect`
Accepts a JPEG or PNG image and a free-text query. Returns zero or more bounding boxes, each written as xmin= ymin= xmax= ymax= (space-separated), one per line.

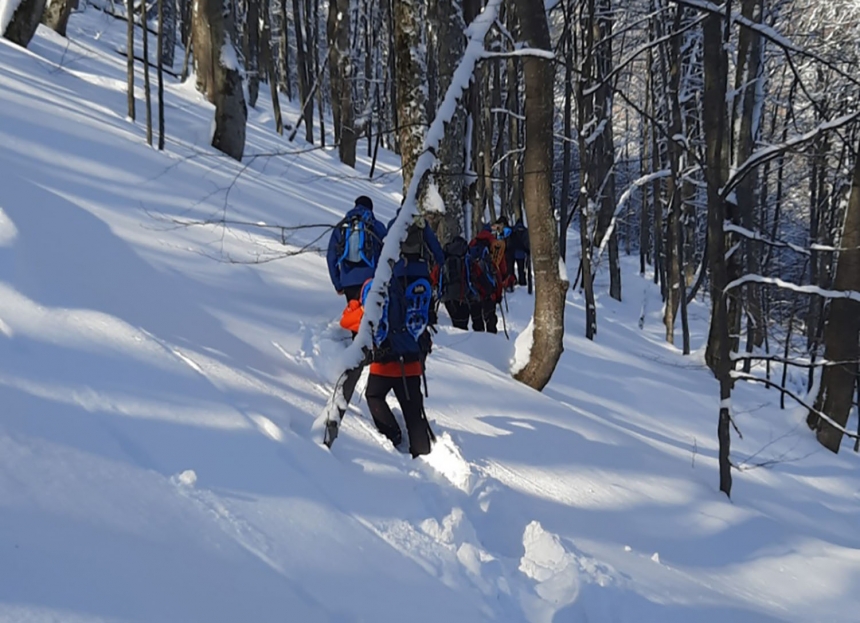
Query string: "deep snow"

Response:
xmin=1 ymin=9 xmax=860 ymax=623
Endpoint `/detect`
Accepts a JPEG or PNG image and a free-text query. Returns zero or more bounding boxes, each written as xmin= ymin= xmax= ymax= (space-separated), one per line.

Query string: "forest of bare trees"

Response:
xmin=4 ymin=0 xmax=860 ymax=494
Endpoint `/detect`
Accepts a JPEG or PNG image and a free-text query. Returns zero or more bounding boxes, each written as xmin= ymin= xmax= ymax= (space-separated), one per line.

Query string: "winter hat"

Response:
xmin=355 ymin=195 xmax=374 ymax=211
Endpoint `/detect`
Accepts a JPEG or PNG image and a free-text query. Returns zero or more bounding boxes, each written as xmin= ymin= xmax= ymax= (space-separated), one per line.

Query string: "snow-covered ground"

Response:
xmin=2 ymin=9 xmax=860 ymax=623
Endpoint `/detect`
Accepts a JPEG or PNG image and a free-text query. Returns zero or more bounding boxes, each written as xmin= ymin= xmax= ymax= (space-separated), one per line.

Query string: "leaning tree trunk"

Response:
xmin=3 ymin=0 xmax=48 ymax=46
xmin=512 ymin=0 xmax=567 ymax=391
xmin=193 ymin=0 xmax=248 ymax=160
xmin=808 ymin=140 xmax=860 ymax=453
xmin=432 ymin=0 xmax=467 ymax=242
xmin=41 ymin=0 xmax=76 ymax=37
xmin=327 ymin=0 xmax=356 ymax=167
xmin=394 ymin=0 xmax=428 ymax=197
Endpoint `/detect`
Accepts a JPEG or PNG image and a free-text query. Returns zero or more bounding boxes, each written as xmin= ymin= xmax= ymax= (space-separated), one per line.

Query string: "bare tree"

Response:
xmin=394 ymin=0 xmax=428 ymax=195
xmin=193 ymin=0 xmax=248 ymax=160
xmin=511 ymin=0 xmax=568 ymax=390
xmin=327 ymin=0 xmax=357 ymax=166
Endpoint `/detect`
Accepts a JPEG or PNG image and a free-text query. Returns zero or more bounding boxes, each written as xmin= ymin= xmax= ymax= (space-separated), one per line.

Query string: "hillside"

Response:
xmin=1 ymin=10 xmax=860 ymax=623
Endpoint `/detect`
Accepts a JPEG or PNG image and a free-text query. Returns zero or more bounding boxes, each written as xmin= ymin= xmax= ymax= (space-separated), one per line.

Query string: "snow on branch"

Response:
xmin=723 ymin=222 xmax=810 ymax=256
xmin=594 ymin=169 xmax=671 ymax=266
xmin=481 ymin=48 xmax=556 ymax=60
xmin=722 ymin=110 xmax=860 ymax=200
xmin=725 ymin=274 xmax=860 ymax=303
xmin=316 ymin=0 xmax=505 ymax=430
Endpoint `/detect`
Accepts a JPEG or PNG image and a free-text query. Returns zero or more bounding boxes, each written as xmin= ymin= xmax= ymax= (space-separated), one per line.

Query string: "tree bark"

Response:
xmin=511 ymin=0 xmax=567 ymax=390
xmin=394 ymin=0 xmax=428 ymax=197
xmin=41 ymin=0 xmax=75 ymax=37
xmin=126 ymin=0 xmax=136 ymax=120
xmin=2 ymin=0 xmax=47 ymax=46
xmin=193 ymin=0 xmax=248 ymax=160
xmin=432 ymin=0 xmax=467 ymax=241
xmin=327 ymin=0 xmax=357 ymax=166
xmin=157 ymin=0 xmax=165 ymax=149
xmin=142 ymin=0 xmax=153 ymax=146
xmin=808 ymin=140 xmax=860 ymax=453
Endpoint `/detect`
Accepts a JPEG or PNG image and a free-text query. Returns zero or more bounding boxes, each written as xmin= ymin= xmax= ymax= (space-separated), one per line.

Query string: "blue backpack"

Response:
xmin=337 ymin=210 xmax=379 ymax=269
xmin=362 ymin=277 xmax=431 ymax=363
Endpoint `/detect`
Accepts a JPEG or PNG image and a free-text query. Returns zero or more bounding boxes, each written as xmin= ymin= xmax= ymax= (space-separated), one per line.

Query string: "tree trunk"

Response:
xmin=126 ymin=0 xmax=136 ymax=120
xmin=512 ymin=0 xmax=567 ymax=390
xmin=327 ymin=0 xmax=356 ymax=166
xmin=246 ymin=0 xmax=260 ymax=108
xmin=291 ymin=0 xmax=313 ymax=140
xmin=157 ymin=0 xmax=165 ymax=149
xmin=702 ymin=10 xmax=732 ymax=497
xmin=808 ymin=140 xmax=860 ymax=453
xmin=432 ymin=0 xmax=467 ymax=242
xmin=142 ymin=0 xmax=153 ymax=146
xmin=2 ymin=0 xmax=47 ymax=46
xmin=394 ymin=0 xmax=428 ymax=197
xmin=193 ymin=0 xmax=248 ymax=160
xmin=261 ymin=0 xmax=283 ymax=133
xmin=41 ymin=0 xmax=75 ymax=37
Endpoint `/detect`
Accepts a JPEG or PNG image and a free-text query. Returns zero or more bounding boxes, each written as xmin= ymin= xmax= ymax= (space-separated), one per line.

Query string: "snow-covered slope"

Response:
xmin=2 ymin=10 xmax=860 ymax=623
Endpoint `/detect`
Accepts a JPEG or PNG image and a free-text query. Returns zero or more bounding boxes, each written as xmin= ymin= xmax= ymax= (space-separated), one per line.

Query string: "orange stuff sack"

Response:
xmin=340 ymin=299 xmax=364 ymax=333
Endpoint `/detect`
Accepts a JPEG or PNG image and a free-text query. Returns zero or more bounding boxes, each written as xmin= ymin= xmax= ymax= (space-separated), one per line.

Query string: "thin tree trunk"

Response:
xmin=126 ymin=0 xmax=136 ymax=120
xmin=142 ymin=0 xmax=154 ymax=146
xmin=157 ymin=0 xmax=165 ymax=150
xmin=328 ymin=0 xmax=356 ymax=166
xmin=262 ymin=0 xmax=283 ymax=133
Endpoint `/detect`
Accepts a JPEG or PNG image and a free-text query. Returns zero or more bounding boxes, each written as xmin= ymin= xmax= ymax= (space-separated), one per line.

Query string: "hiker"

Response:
xmin=433 ymin=235 xmax=471 ymax=330
xmin=490 ymin=216 xmax=516 ymax=291
xmin=509 ymin=217 xmax=530 ymax=286
xmin=388 ymin=212 xmax=444 ymax=329
xmin=341 ymin=278 xmax=435 ymax=457
xmin=468 ymin=228 xmax=505 ymax=333
xmin=326 ymin=196 xmax=388 ymax=304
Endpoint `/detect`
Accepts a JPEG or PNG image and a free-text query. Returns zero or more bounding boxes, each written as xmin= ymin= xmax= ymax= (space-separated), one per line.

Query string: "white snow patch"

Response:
xmin=250 ymin=413 xmax=286 ymax=441
xmin=0 ymin=0 xmax=24 ymax=35
xmin=173 ymin=469 xmax=198 ymax=487
xmin=424 ymin=180 xmax=446 ymax=214
xmin=0 ymin=207 xmax=17 ymax=246
xmin=220 ymin=41 xmax=239 ymax=71
xmin=420 ymin=432 xmax=475 ymax=493
xmin=510 ymin=317 xmax=534 ymax=375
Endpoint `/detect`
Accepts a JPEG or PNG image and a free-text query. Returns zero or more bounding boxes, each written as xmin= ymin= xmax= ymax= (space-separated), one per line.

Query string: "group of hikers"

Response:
xmin=325 ymin=195 xmax=531 ymax=457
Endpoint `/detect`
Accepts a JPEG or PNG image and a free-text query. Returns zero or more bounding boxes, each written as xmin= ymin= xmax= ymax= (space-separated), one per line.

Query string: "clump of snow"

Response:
xmin=0 ymin=207 xmax=17 ymax=246
xmin=420 ymin=432 xmax=475 ymax=493
xmin=220 ymin=41 xmax=239 ymax=71
xmin=424 ymin=180 xmax=446 ymax=214
xmin=173 ymin=469 xmax=198 ymax=487
xmin=651 ymin=552 xmax=661 ymax=564
xmin=0 ymin=0 xmax=24 ymax=35
xmin=519 ymin=521 xmax=571 ymax=582
xmin=510 ymin=318 xmax=534 ymax=375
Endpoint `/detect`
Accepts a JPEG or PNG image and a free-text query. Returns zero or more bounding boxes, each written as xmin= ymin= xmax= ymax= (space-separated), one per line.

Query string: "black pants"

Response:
xmin=515 ymin=257 xmax=528 ymax=286
xmin=343 ymin=284 xmax=363 ymax=304
xmin=444 ymin=300 xmax=470 ymax=330
xmin=365 ymin=374 xmax=432 ymax=457
xmin=470 ymin=300 xmax=498 ymax=333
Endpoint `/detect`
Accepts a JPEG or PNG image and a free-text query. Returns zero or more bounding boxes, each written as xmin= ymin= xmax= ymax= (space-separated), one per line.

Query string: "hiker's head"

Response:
xmin=355 ymin=195 xmax=374 ymax=211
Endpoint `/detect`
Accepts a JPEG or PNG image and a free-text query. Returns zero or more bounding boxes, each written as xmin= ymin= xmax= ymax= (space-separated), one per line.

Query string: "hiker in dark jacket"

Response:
xmin=432 ymin=235 xmax=471 ymax=330
xmin=326 ymin=196 xmax=388 ymax=303
xmin=509 ymin=217 xmax=530 ymax=286
xmin=387 ymin=213 xmax=445 ymax=282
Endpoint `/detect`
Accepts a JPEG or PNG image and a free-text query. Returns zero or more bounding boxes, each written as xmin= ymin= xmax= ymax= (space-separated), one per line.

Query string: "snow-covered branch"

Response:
xmin=725 ymin=274 xmax=860 ymax=303
xmin=723 ymin=222 xmax=810 ymax=256
xmin=481 ymin=48 xmax=555 ymax=60
xmin=594 ymin=169 xmax=671 ymax=265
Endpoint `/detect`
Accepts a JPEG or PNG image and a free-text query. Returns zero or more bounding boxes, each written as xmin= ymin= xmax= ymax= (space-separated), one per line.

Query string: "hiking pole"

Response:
xmin=498 ymin=299 xmax=509 ymax=340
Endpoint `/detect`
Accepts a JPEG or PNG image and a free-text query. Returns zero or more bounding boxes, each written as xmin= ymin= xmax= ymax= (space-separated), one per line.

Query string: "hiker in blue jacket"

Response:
xmin=327 ymin=196 xmax=388 ymax=303
xmin=387 ymin=212 xmax=445 ymax=282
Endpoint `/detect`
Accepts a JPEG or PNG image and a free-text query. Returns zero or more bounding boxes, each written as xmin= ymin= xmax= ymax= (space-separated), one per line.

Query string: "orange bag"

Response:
xmin=339 ymin=299 xmax=364 ymax=333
